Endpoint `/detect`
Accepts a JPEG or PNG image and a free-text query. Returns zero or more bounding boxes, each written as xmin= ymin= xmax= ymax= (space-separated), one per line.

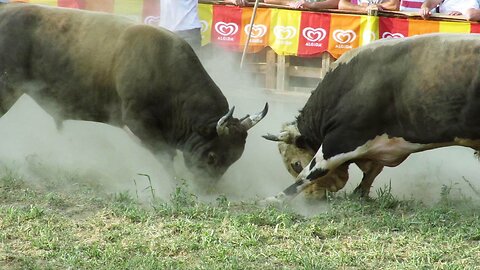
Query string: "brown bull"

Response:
xmin=0 ymin=3 xmax=268 ymax=181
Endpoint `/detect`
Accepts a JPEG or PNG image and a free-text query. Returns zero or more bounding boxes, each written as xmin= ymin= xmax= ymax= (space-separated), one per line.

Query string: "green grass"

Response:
xmin=0 ymin=172 xmax=479 ymax=269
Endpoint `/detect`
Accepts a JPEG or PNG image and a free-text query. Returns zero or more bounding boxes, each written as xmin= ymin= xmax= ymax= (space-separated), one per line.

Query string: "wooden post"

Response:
xmin=276 ymin=54 xmax=289 ymax=91
xmin=320 ymin=52 xmax=333 ymax=79
xmin=265 ymin=48 xmax=276 ymax=90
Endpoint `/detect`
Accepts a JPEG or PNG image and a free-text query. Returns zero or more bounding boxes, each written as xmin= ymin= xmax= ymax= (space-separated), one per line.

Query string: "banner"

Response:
xmin=9 ymin=1 xmax=480 ymax=58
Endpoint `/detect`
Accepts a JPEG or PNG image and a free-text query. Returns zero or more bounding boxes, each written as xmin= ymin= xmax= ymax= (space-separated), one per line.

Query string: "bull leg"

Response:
xmin=353 ymin=161 xmax=384 ymax=198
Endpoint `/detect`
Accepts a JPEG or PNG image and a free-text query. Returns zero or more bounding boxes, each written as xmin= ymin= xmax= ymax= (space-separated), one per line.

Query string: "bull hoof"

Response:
xmin=350 ymin=188 xmax=371 ymax=200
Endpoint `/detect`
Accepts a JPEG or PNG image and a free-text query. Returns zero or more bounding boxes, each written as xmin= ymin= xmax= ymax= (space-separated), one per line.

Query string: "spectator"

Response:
xmin=279 ymin=0 xmax=340 ymax=10
xmin=399 ymin=0 xmax=425 ymax=12
xmin=465 ymin=8 xmax=480 ymax=21
xmin=420 ymin=0 xmax=479 ymax=19
xmin=160 ymin=0 xmax=202 ymax=49
xmin=338 ymin=0 xmax=400 ymax=12
xmin=224 ymin=0 xmax=339 ymax=10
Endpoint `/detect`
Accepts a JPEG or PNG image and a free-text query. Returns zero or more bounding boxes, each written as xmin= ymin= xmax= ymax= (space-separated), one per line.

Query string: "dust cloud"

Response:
xmin=0 ymin=46 xmax=478 ymax=216
xmin=0 ymin=94 xmax=176 ymax=201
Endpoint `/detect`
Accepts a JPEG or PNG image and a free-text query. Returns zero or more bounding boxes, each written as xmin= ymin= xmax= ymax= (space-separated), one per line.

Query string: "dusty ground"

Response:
xmin=0 ymin=48 xmax=478 ymax=217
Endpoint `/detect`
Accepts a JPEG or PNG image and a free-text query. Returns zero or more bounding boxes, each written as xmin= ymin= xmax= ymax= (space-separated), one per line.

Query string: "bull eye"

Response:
xmin=291 ymin=161 xmax=303 ymax=174
xmin=207 ymin=152 xmax=217 ymax=165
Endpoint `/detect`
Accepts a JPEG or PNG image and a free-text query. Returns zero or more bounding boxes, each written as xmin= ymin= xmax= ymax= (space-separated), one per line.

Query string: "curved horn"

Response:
xmin=262 ymin=131 xmax=290 ymax=142
xmin=216 ymin=106 xmax=235 ymax=136
xmin=241 ymin=102 xmax=269 ymax=130
xmin=262 ymin=133 xmax=281 ymax=141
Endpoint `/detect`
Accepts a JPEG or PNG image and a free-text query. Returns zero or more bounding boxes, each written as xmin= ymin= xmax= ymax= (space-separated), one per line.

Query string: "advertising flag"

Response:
xmin=379 ymin=17 xmax=408 ymax=39
xmin=471 ymin=23 xmax=480 ymax=33
xmin=58 ymin=0 xmax=84 ymax=8
xmin=198 ymin=3 xmax=213 ymax=46
xmin=29 ymin=0 xmax=57 ymax=6
xmin=408 ymin=18 xmax=439 ymax=36
xmin=359 ymin=15 xmax=379 ymax=46
xmin=269 ymin=8 xmax=301 ymax=55
xmin=328 ymin=13 xmax=360 ymax=58
xmin=297 ymin=11 xmax=330 ymax=57
xmin=241 ymin=7 xmax=271 ymax=53
xmin=142 ymin=0 xmax=160 ymax=26
xmin=439 ymin=21 xmax=470 ymax=33
xmin=83 ymin=0 xmax=114 ymax=12
xmin=212 ymin=5 xmax=242 ymax=48
xmin=114 ymin=0 xmax=143 ymax=21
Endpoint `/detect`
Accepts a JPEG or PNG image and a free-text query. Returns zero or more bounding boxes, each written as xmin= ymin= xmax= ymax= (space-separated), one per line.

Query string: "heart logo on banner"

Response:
xmin=200 ymin=20 xmax=209 ymax=33
xmin=382 ymin=32 xmax=405 ymax=39
xmin=244 ymin=24 xmax=267 ymax=38
xmin=214 ymin=22 xmax=239 ymax=36
xmin=332 ymin=29 xmax=356 ymax=44
xmin=362 ymin=30 xmax=377 ymax=43
xmin=144 ymin=16 xmax=161 ymax=26
xmin=302 ymin=27 xmax=327 ymax=42
xmin=273 ymin=26 xmax=297 ymax=40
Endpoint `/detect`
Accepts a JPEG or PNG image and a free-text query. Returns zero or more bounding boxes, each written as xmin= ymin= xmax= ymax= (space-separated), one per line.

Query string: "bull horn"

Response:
xmin=241 ymin=102 xmax=269 ymax=130
xmin=262 ymin=133 xmax=281 ymax=141
xmin=216 ymin=106 xmax=235 ymax=136
xmin=262 ymin=131 xmax=290 ymax=142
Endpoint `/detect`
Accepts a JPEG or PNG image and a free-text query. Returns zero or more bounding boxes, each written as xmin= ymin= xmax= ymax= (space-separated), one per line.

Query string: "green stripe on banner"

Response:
xmin=114 ymin=0 xmax=143 ymax=22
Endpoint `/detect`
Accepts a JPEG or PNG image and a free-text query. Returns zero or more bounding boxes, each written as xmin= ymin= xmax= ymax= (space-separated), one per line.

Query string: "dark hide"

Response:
xmin=0 ymin=3 xmax=266 ymax=180
xmin=267 ymin=33 xmax=480 ymax=201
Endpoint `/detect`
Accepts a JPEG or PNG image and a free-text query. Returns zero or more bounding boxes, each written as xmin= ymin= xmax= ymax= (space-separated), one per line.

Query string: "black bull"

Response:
xmin=0 ymin=3 xmax=268 ymax=180
xmin=265 ymin=33 xmax=480 ymax=202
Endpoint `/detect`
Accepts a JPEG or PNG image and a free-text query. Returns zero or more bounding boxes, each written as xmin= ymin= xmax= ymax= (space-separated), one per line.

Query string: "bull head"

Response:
xmin=264 ymin=122 xmax=350 ymax=199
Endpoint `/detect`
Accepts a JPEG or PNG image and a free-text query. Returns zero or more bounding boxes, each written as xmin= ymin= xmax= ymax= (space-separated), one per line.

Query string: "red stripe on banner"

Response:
xmin=471 ymin=23 xmax=480 ymax=33
xmin=212 ymin=5 xmax=242 ymax=48
xmin=142 ymin=0 xmax=160 ymax=25
xmin=401 ymin=1 xmax=423 ymax=8
xmin=58 ymin=0 xmax=85 ymax=9
xmin=297 ymin=12 xmax=330 ymax=57
xmin=379 ymin=17 xmax=408 ymax=39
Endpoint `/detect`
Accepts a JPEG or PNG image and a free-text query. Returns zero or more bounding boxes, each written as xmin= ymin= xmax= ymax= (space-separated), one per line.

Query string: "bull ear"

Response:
xmin=216 ymin=107 xmax=235 ymax=136
xmin=241 ymin=103 xmax=268 ymax=130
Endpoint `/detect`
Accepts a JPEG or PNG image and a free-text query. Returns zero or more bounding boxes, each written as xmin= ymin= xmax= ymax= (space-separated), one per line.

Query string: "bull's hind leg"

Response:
xmin=0 ymin=72 xmax=23 ymax=117
xmin=353 ymin=161 xmax=384 ymax=198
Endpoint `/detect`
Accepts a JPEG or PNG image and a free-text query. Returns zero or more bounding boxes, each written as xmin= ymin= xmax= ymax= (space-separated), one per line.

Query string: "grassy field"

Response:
xmin=1 ymin=171 xmax=479 ymax=270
